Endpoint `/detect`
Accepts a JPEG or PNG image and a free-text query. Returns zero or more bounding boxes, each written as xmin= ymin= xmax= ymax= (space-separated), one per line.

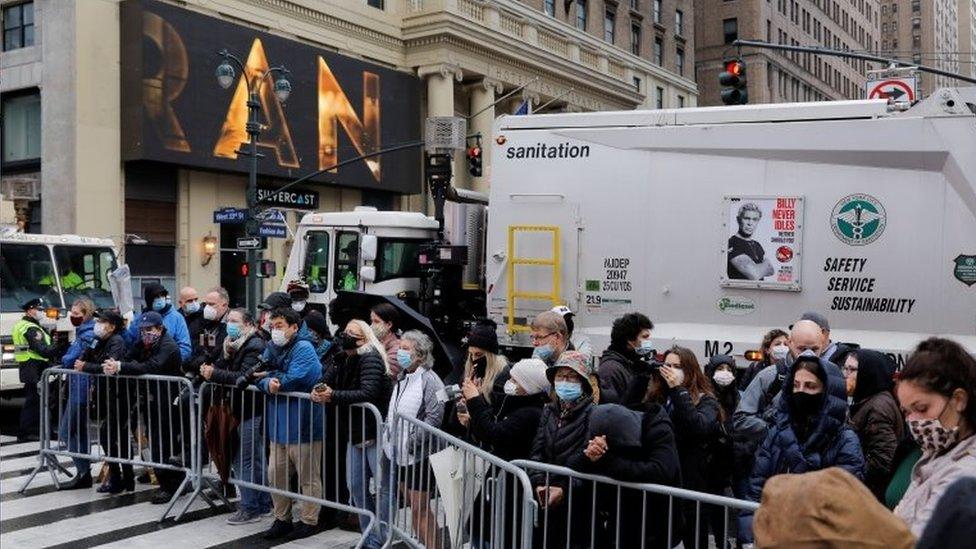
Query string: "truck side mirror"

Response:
xmin=361 ymin=235 xmax=377 ymax=262
xmin=360 ymin=265 xmax=376 ymax=283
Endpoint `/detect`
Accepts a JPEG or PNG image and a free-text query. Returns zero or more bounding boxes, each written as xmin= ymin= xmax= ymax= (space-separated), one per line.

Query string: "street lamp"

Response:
xmin=215 ymin=49 xmax=291 ymax=317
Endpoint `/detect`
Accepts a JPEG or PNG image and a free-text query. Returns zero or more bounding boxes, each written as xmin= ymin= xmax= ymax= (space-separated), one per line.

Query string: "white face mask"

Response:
xmin=31 ymin=309 xmax=46 ymax=323
xmin=503 ymin=379 xmax=520 ymax=396
xmin=261 ymin=317 xmax=273 ymax=332
xmin=203 ymin=304 xmax=219 ymax=321
xmin=271 ymin=329 xmax=289 ymax=347
xmin=770 ymin=344 xmax=790 ymax=363
xmin=713 ymin=370 xmax=736 ymax=387
xmin=371 ymin=322 xmax=389 ymax=339
xmin=291 ymin=301 xmax=306 ymax=312
xmin=93 ymin=323 xmax=110 ymax=339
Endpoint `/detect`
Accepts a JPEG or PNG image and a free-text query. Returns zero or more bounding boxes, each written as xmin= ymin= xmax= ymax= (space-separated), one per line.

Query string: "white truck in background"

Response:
xmin=283 ymin=88 xmax=976 ymax=367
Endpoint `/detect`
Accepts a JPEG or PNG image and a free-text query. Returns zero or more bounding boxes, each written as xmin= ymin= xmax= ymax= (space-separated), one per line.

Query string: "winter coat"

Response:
xmin=80 ymin=333 xmax=128 ymax=418
xmin=185 ymin=318 xmax=227 ymax=374
xmin=849 ymin=349 xmax=903 ymax=501
xmin=209 ymin=333 xmax=266 ymax=421
xmin=120 ymin=331 xmax=182 ymax=377
xmin=443 ymin=363 xmax=510 ymax=439
xmin=732 ymin=360 xmax=789 ymax=478
xmin=383 ymin=367 xmax=444 ymax=465
xmin=528 ymin=396 xmax=594 ymax=490
xmin=322 ymin=349 xmax=391 ymax=445
xmin=916 ymin=476 xmax=976 ymax=549
xmin=738 ymin=356 xmax=865 ymax=543
xmin=125 ymin=306 xmax=192 ymax=361
xmin=62 ymin=320 xmax=96 ymax=405
xmin=181 ymin=309 xmax=205 ymax=349
xmin=256 ymin=337 xmax=324 ymax=444
xmin=597 ymin=346 xmax=645 ymax=406
xmin=667 ymin=386 xmax=722 ymax=493
xmin=895 ymin=433 xmax=976 ymax=538
xmin=738 ymin=360 xmax=770 ymax=392
xmin=467 ymin=392 xmax=548 ymax=461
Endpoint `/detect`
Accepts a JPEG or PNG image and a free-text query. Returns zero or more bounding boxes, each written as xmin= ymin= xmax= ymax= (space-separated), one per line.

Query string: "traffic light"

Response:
xmin=467 ymin=145 xmax=482 ymax=177
xmin=719 ymin=58 xmax=748 ymax=105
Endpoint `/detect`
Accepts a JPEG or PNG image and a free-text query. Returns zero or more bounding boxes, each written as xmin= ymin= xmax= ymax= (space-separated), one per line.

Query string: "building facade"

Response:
xmin=696 ymin=0 xmax=881 ymax=106
xmin=879 ymin=1 xmax=961 ymax=96
xmin=1 ymin=0 xmax=696 ymax=306
xmin=960 ymin=0 xmax=976 ymax=78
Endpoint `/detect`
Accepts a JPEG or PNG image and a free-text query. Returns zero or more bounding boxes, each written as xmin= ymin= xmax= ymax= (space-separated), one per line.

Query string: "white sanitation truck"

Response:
xmin=283 ymin=87 xmax=976 ymax=366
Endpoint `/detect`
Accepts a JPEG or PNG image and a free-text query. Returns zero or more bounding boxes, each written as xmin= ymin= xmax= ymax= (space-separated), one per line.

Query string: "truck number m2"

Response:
xmin=705 ymin=340 xmax=734 ymax=357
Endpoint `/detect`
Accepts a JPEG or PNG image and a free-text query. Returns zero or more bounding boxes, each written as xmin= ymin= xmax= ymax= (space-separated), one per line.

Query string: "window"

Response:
xmin=655 ymin=86 xmax=664 ymax=109
xmin=675 ymin=9 xmax=684 ymax=36
xmin=633 ymin=76 xmax=642 ymax=90
xmin=2 ymin=2 xmax=34 ymax=51
xmin=1 ymin=91 xmax=41 ymax=165
xmin=653 ymin=0 xmax=661 ymax=24
xmin=677 ymin=95 xmax=685 ymax=108
xmin=334 ymin=231 xmax=360 ymax=292
xmin=366 ymin=0 xmax=384 ymax=9
xmin=577 ymin=0 xmax=587 ymax=31
xmin=604 ymin=9 xmax=615 ymax=43
xmin=723 ymin=18 xmax=738 ymax=44
xmin=0 ymin=243 xmax=59 ymax=312
xmin=654 ymin=36 xmax=663 ymax=65
xmin=631 ymin=23 xmax=641 ymax=55
xmin=53 ymin=246 xmax=117 ymax=309
xmin=544 ymin=0 xmax=555 ymax=17
xmin=376 ymin=239 xmax=423 ymax=282
xmin=676 ymin=47 xmax=684 ymax=75
xmin=303 ymin=231 xmax=331 ymax=293
xmin=630 ymin=0 xmax=639 ymax=10
xmin=882 ymin=23 xmax=887 ymax=33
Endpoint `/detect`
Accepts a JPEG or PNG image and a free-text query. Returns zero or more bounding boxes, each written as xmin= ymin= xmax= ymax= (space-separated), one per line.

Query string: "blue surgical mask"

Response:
xmin=184 ymin=301 xmax=200 ymax=314
xmin=533 ymin=345 xmax=555 ymax=363
xmin=152 ymin=297 xmax=167 ymax=312
xmin=225 ymin=322 xmax=242 ymax=340
xmin=636 ymin=339 xmax=655 ymax=356
xmin=554 ymin=380 xmax=582 ymax=402
xmin=396 ymin=349 xmax=413 ymax=370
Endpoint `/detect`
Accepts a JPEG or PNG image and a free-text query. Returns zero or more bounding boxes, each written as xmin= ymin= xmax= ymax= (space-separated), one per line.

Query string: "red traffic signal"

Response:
xmin=239 ymin=262 xmax=250 ymax=277
xmin=719 ymin=58 xmax=748 ymax=105
xmin=467 ymin=145 xmax=483 ymax=177
xmin=467 ymin=146 xmax=482 ymax=158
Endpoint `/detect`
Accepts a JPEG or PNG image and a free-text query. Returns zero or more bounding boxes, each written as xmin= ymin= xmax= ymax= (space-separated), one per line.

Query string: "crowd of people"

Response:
xmin=10 ymin=283 xmax=976 ymax=547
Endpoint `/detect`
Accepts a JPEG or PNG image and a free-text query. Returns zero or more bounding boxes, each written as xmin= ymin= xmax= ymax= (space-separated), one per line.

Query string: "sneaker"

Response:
xmin=285 ymin=522 xmax=319 ymax=541
xmin=226 ymin=510 xmax=262 ymax=525
xmin=263 ymin=519 xmax=294 ymax=540
xmin=260 ymin=509 xmax=274 ymax=518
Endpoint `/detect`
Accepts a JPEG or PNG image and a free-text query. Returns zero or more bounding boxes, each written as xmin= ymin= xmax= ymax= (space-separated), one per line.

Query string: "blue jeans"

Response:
xmin=58 ymin=403 xmax=90 ymax=474
xmin=347 ymin=441 xmax=383 ymax=549
xmin=235 ymin=416 xmax=272 ymax=514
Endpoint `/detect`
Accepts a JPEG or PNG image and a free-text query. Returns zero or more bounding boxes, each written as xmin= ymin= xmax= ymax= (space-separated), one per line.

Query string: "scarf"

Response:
xmin=223 ymin=326 xmax=257 ymax=359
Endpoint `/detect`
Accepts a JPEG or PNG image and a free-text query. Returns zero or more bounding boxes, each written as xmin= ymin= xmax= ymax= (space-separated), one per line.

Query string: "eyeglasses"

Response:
xmin=530 ymin=332 xmax=555 ymax=342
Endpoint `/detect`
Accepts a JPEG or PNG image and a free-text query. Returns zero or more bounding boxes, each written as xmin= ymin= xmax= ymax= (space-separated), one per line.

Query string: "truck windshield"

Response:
xmin=376 ymin=239 xmax=423 ymax=282
xmin=0 ymin=243 xmax=62 ymax=312
xmin=53 ymin=246 xmax=117 ymax=309
xmin=303 ymin=231 xmax=331 ymax=294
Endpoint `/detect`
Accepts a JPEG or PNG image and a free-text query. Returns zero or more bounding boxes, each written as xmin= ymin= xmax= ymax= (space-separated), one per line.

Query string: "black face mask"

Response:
xmin=791 ymin=391 xmax=824 ymax=418
xmin=472 ymin=356 xmax=488 ymax=379
xmin=335 ymin=332 xmax=360 ymax=351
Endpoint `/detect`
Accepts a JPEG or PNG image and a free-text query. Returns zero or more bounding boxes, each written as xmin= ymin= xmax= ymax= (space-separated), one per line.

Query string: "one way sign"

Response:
xmin=866 ymin=77 xmax=916 ymax=102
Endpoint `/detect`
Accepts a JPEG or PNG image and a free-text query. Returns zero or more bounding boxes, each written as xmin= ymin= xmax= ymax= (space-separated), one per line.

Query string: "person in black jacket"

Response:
xmin=103 ymin=311 xmax=185 ymax=504
xmin=704 ymin=354 xmax=740 ymax=545
xmin=597 ymin=312 xmax=655 ymax=405
xmin=200 ymin=308 xmax=272 ymax=524
xmin=178 ymin=286 xmax=205 ymax=346
xmin=312 ymin=319 xmax=391 ymax=549
xmin=70 ymin=309 xmax=128 ymax=492
xmin=185 ymin=287 xmax=230 ymax=376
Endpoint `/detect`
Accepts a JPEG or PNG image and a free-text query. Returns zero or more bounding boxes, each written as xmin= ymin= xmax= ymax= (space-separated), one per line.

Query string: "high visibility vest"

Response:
xmin=11 ymin=319 xmax=50 ymax=364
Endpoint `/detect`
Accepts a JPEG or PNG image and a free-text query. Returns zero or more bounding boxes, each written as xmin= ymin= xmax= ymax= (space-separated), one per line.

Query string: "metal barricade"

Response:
xmin=512 ymin=459 xmax=760 ymax=549
xmin=17 ymin=368 xmax=213 ymax=521
xmin=196 ymin=381 xmax=385 ymax=549
xmin=385 ymin=412 xmax=538 ymax=549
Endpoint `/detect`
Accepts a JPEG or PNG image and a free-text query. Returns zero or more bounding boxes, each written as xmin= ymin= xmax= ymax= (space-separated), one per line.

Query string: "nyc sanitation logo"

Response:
xmin=831 ymin=193 xmax=887 ymax=246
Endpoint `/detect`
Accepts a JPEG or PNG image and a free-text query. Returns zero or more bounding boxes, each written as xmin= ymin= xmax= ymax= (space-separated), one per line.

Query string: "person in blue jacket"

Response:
xmin=124 ymin=282 xmax=191 ymax=361
xmin=258 ymin=307 xmax=324 ymax=542
xmin=57 ymin=298 xmax=97 ymax=489
xmin=738 ymin=353 xmax=865 ymax=544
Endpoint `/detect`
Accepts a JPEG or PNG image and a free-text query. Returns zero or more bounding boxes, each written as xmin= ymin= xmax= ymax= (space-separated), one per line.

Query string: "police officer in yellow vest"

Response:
xmin=13 ymin=298 xmax=64 ymax=442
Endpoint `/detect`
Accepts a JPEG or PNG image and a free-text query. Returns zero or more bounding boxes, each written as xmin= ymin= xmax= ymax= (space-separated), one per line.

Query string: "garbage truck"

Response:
xmin=283 ymin=87 xmax=976 ymax=367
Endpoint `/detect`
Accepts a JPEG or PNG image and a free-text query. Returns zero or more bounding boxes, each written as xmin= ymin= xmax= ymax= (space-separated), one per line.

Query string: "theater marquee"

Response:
xmin=120 ymin=0 xmax=421 ymax=193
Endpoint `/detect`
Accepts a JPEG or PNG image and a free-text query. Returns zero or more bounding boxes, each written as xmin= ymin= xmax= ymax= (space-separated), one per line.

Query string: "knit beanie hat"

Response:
xmin=465 ymin=319 xmax=499 ymax=354
xmin=509 ymin=358 xmax=551 ymax=395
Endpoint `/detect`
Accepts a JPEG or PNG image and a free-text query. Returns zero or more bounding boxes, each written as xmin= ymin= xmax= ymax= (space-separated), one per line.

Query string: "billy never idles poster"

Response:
xmin=722 ymin=195 xmax=805 ymax=292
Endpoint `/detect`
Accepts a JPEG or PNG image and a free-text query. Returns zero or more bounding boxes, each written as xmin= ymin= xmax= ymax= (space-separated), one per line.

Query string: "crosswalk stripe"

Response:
xmin=1 ymin=441 xmax=41 ymax=457
xmin=1 ymin=454 xmax=73 ymax=475
xmin=1 ymin=482 xmax=154 ymax=520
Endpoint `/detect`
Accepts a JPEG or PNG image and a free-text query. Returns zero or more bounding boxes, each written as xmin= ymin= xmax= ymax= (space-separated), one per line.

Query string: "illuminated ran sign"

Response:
xmin=120 ymin=0 xmax=420 ymax=193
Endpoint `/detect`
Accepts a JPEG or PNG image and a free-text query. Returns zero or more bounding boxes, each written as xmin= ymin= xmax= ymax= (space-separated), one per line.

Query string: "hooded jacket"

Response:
xmin=256 ymin=335 xmax=323 ymax=444
xmin=125 ymin=283 xmax=191 ymax=361
xmin=753 ymin=467 xmax=914 ymax=548
xmin=738 ymin=355 xmax=865 ymax=543
xmin=597 ymin=346 xmax=646 ymax=405
xmin=528 ymin=395 xmax=595 ymax=490
xmin=210 ymin=332 xmax=266 ymax=421
xmin=849 ymin=349 xmax=903 ymax=501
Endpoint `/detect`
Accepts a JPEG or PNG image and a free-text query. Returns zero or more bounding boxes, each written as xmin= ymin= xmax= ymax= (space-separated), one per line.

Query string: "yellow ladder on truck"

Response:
xmin=506 ymin=225 xmax=561 ymax=333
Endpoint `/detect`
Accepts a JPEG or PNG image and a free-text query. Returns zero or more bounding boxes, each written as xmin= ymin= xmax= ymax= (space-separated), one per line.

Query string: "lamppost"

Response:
xmin=214 ymin=50 xmax=291 ymax=317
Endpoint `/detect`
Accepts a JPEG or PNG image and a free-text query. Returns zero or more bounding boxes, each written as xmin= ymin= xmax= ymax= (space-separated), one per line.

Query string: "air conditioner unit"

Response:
xmin=1 ymin=178 xmax=41 ymax=201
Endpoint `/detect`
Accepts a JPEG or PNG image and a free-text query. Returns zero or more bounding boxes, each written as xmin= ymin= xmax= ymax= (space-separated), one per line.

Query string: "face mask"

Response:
xmin=141 ymin=331 xmax=161 ymax=347
xmin=770 ymin=345 xmax=790 ymax=362
xmin=69 ymin=315 xmax=83 ymax=327
xmin=291 ymin=301 xmax=306 ymax=313
xmin=184 ymin=301 xmax=200 ymax=314
xmin=909 ymin=401 xmax=961 ymax=453
xmin=635 ymin=339 xmax=655 ymax=356
xmin=152 ymin=297 xmax=167 ymax=312
xmin=94 ymin=323 xmax=109 ymax=339
xmin=533 ymin=345 xmax=555 ymax=363
xmin=371 ymin=322 xmax=389 ymax=339
xmin=472 ymin=356 xmax=488 ymax=378
xmin=31 ymin=309 xmax=46 ymax=323
xmin=271 ymin=329 xmax=289 ymax=347
xmin=799 ymin=349 xmax=817 ymax=358
xmin=226 ymin=322 xmax=242 ymax=340
xmin=203 ymin=305 xmax=219 ymax=321
xmin=261 ymin=317 xmax=273 ymax=332
xmin=791 ymin=391 xmax=823 ymax=417
xmin=503 ymin=379 xmax=520 ymax=396
xmin=337 ymin=332 xmax=360 ymax=351
xmin=554 ymin=381 xmax=583 ymax=402
xmin=713 ymin=370 xmax=736 ymax=387
xmin=396 ymin=349 xmax=413 ymax=370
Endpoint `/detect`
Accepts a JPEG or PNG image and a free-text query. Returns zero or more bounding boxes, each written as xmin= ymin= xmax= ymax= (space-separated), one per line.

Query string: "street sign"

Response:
xmin=236 ymin=237 xmax=264 ymax=250
xmin=866 ymin=77 xmax=916 ymax=102
xmin=258 ymin=224 xmax=288 ymax=238
xmin=213 ymin=207 xmax=247 ymax=224
xmin=254 ymin=208 xmax=287 ymax=223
